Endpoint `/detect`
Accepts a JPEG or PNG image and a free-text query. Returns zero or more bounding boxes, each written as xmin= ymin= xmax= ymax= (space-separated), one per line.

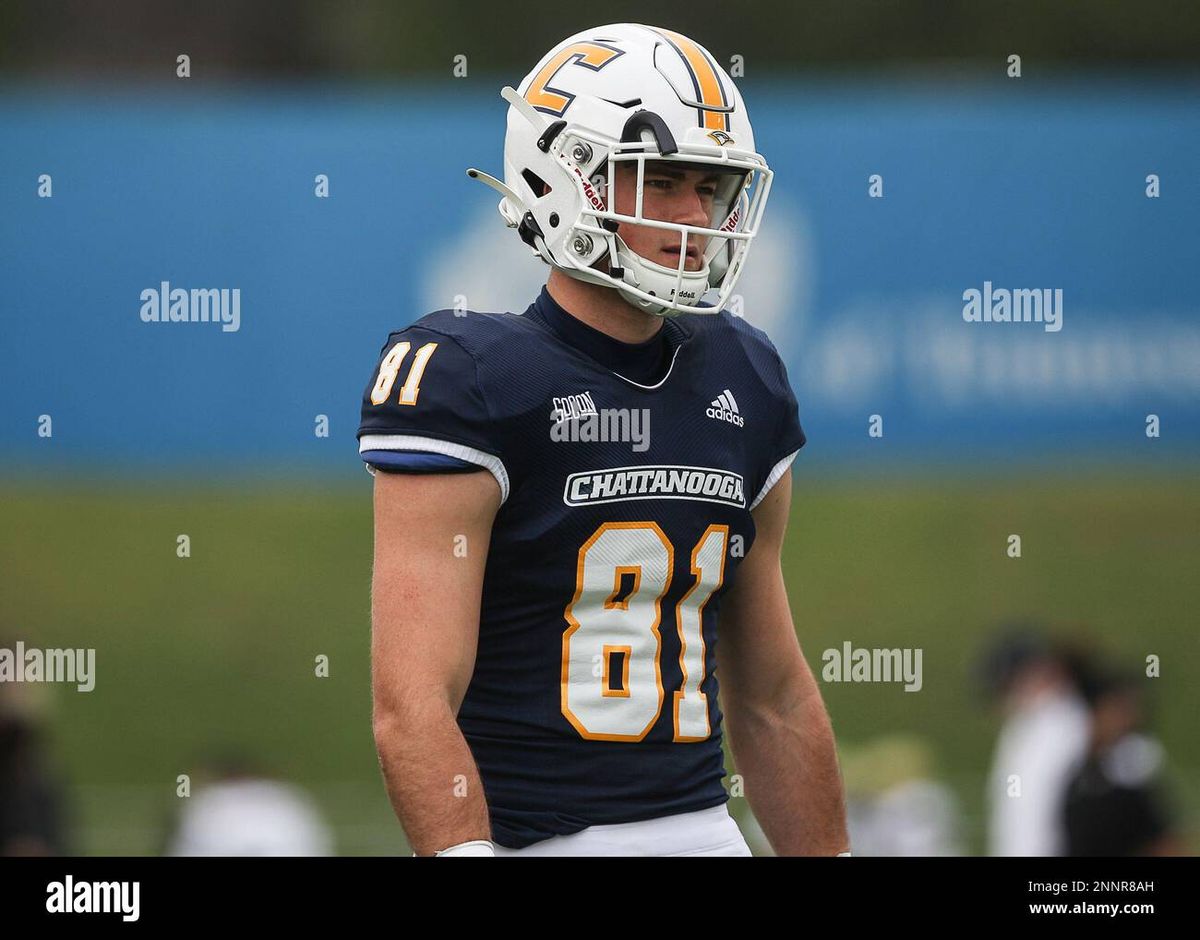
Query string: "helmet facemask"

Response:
xmin=561 ymin=128 xmax=771 ymax=318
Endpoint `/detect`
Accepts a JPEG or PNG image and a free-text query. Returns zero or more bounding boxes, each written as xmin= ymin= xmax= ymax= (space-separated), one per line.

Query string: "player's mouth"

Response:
xmin=661 ymin=244 xmax=701 ymax=266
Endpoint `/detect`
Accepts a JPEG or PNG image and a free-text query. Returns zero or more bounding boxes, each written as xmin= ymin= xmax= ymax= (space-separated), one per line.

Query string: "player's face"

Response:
xmin=611 ymin=160 xmax=722 ymax=272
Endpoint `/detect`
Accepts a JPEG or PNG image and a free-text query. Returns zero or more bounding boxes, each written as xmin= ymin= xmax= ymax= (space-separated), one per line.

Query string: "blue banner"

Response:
xmin=2 ymin=77 xmax=1197 ymax=472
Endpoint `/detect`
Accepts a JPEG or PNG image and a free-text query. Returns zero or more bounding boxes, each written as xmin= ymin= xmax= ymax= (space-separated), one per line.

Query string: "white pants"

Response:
xmin=493 ymin=803 xmax=753 ymax=856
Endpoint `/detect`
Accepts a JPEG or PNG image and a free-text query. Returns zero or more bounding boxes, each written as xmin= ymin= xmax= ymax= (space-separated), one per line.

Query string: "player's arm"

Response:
xmin=360 ymin=324 xmax=510 ymax=856
xmin=715 ymin=467 xmax=851 ymax=855
xmin=371 ymin=466 xmax=501 ymax=856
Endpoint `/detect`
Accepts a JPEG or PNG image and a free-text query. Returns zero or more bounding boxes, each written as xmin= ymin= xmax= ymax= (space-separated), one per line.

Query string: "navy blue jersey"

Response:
xmin=358 ymin=286 xmax=805 ymax=849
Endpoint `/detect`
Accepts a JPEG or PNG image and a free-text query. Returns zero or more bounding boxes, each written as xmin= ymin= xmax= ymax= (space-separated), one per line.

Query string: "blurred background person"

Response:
xmin=977 ymin=626 xmax=1090 ymax=856
xmin=162 ymin=752 xmax=334 ymax=857
xmin=0 ymin=669 xmax=70 ymax=856
xmin=1063 ymin=665 xmax=1183 ymax=856
xmin=843 ymin=735 xmax=963 ymax=857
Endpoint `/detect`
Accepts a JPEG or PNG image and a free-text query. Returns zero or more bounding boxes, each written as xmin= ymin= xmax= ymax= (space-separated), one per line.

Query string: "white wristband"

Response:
xmin=836 ymin=851 xmax=852 ymax=857
xmin=434 ymin=839 xmax=496 ymax=857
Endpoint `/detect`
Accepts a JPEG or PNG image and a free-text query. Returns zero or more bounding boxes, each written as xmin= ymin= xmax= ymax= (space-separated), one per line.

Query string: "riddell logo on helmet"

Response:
xmin=572 ymin=164 xmax=606 ymax=212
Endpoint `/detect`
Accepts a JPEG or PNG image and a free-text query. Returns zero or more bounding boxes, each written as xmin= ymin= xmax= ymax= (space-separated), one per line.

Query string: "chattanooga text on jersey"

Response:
xmin=564 ymin=465 xmax=746 ymax=508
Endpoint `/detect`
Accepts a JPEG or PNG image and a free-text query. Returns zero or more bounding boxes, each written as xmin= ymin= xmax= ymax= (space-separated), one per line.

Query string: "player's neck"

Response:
xmin=545 ymin=269 xmax=664 ymax=345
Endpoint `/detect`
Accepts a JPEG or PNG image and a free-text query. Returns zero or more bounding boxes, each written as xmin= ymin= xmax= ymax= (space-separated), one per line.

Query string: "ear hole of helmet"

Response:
xmin=522 ymin=168 xmax=552 ymax=198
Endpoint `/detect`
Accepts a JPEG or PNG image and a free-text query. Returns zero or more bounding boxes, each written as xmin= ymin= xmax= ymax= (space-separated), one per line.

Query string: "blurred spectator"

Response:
xmin=843 ymin=735 xmax=963 ymax=856
xmin=977 ymin=626 xmax=1090 ymax=856
xmin=0 ymin=675 xmax=69 ymax=855
xmin=163 ymin=753 xmax=334 ymax=856
xmin=1063 ymin=666 xmax=1183 ymax=855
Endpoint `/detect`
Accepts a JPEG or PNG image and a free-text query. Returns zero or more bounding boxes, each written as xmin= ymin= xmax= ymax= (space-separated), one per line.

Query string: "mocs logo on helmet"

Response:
xmin=466 ymin=23 xmax=774 ymax=318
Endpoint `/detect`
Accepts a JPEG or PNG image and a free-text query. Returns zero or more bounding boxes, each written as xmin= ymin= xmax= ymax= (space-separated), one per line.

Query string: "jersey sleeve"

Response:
xmin=749 ymin=344 xmax=806 ymax=511
xmin=357 ymin=326 xmax=510 ymax=502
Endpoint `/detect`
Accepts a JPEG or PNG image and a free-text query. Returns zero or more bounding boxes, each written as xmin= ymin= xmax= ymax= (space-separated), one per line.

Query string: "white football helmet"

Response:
xmin=467 ymin=23 xmax=773 ymax=317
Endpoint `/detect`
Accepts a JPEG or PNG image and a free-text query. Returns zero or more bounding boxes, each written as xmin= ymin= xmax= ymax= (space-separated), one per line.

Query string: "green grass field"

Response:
xmin=2 ymin=469 xmax=1196 ymax=855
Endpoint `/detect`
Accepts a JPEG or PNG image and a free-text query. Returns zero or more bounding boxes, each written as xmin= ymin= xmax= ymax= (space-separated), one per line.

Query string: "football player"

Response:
xmin=361 ymin=22 xmax=850 ymax=857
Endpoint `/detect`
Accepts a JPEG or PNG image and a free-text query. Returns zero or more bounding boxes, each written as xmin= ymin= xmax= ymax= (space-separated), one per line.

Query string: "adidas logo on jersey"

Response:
xmin=706 ymin=389 xmax=745 ymax=427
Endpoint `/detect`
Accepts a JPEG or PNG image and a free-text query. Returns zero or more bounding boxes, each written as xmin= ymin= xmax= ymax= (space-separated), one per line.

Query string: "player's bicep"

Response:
xmin=370 ymin=468 xmax=500 ymax=717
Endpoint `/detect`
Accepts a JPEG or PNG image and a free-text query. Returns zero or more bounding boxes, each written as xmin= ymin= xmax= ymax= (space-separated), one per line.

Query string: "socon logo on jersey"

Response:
xmin=564 ymin=465 xmax=745 ymax=508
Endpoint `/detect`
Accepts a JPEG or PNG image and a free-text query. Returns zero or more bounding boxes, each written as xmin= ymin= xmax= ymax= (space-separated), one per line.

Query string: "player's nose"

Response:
xmin=674 ymin=186 xmax=710 ymax=226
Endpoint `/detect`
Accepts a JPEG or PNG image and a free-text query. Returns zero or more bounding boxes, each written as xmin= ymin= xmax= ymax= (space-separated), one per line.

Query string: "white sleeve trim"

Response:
xmin=358 ymin=434 xmax=510 ymax=504
xmin=749 ymin=449 xmax=799 ymax=511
